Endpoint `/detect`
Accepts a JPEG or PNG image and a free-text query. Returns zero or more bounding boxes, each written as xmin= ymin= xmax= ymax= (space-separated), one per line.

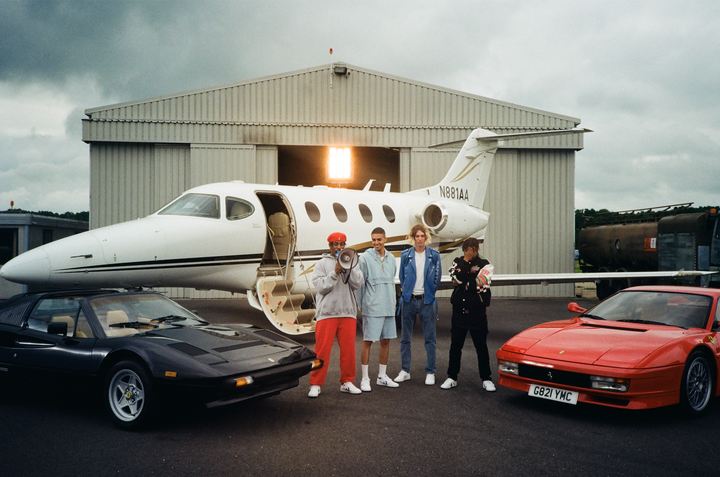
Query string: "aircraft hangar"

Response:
xmin=82 ymin=63 xmax=584 ymax=299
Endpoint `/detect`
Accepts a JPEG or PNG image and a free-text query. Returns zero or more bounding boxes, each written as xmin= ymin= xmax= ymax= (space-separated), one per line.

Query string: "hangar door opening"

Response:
xmin=278 ymin=146 xmax=400 ymax=192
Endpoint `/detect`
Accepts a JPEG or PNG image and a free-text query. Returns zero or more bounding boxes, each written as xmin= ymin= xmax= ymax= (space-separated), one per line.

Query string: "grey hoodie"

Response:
xmin=312 ymin=253 xmax=364 ymax=321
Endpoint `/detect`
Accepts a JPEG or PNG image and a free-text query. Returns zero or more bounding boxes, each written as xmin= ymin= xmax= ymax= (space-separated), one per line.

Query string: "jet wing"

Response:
xmin=436 ymin=270 xmax=717 ymax=287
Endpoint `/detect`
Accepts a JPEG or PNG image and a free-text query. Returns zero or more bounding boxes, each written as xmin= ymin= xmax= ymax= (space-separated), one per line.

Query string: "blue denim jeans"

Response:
xmin=400 ymin=297 xmax=436 ymax=374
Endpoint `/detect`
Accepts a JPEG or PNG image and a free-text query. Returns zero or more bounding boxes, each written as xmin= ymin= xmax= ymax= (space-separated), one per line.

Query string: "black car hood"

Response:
xmin=143 ymin=324 xmax=302 ymax=367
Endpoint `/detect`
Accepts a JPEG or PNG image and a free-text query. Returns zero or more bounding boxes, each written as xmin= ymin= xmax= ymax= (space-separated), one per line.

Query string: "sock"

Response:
xmin=379 ymin=364 xmax=387 ymax=378
xmin=362 ymin=364 xmax=369 ymax=380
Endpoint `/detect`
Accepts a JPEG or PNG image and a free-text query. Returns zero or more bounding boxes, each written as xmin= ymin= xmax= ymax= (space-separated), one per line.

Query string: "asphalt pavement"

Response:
xmin=1 ymin=295 xmax=717 ymax=477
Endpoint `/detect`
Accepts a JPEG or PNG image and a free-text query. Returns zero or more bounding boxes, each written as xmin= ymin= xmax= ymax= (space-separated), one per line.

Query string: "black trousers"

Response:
xmin=446 ymin=319 xmax=491 ymax=381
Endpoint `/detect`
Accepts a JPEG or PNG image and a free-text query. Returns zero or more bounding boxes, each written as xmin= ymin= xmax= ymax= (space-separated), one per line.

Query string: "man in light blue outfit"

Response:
xmin=356 ymin=227 xmax=400 ymax=392
xmin=395 ymin=223 xmax=442 ymax=386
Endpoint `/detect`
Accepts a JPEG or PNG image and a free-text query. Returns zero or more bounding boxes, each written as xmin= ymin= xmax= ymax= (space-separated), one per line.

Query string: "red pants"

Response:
xmin=310 ymin=317 xmax=356 ymax=386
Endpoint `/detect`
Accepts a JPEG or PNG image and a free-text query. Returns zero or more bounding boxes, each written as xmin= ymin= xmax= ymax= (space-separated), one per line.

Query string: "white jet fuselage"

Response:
xmin=1 ymin=181 xmax=489 ymax=295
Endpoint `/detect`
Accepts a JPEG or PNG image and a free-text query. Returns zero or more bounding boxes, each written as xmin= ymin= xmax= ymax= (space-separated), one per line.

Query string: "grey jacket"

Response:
xmin=312 ymin=253 xmax=364 ymax=321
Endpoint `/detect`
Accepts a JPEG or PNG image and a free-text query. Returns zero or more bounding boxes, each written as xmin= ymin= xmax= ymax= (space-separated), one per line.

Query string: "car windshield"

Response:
xmin=584 ymin=290 xmax=713 ymax=329
xmin=89 ymin=293 xmax=206 ymax=336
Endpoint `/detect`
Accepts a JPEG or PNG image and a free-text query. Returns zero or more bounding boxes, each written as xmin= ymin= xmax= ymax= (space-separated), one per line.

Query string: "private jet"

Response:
xmin=1 ymin=128 xmax=711 ymax=334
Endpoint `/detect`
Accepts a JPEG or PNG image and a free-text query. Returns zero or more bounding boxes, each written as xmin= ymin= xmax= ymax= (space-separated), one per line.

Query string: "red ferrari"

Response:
xmin=496 ymin=286 xmax=720 ymax=414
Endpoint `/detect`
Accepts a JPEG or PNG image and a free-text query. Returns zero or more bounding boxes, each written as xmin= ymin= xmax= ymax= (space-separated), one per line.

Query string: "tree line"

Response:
xmin=575 ymin=204 xmax=718 ymax=247
xmin=2 ymin=208 xmax=89 ymax=223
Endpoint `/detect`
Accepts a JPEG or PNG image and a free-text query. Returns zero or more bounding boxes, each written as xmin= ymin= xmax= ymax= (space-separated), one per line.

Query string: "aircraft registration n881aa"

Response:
xmin=2 ymin=127 xmax=710 ymax=334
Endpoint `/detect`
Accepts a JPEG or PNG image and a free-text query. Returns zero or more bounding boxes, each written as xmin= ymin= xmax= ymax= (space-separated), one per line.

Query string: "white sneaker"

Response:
xmin=377 ymin=375 xmax=399 ymax=388
xmin=440 ymin=378 xmax=457 ymax=389
xmin=340 ymin=382 xmax=362 ymax=394
xmin=425 ymin=373 xmax=435 ymax=386
xmin=482 ymin=380 xmax=496 ymax=392
xmin=308 ymin=385 xmax=321 ymax=398
xmin=394 ymin=370 xmax=411 ymax=383
xmin=360 ymin=378 xmax=372 ymax=392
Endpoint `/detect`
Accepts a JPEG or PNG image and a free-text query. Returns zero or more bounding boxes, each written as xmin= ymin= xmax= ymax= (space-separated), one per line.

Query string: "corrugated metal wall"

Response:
xmin=90 ymin=143 xmax=157 ymax=227
xmin=84 ymin=64 xmax=582 ymax=298
xmin=83 ymin=65 xmax=581 ymax=149
xmin=483 ymin=150 xmax=576 ymax=297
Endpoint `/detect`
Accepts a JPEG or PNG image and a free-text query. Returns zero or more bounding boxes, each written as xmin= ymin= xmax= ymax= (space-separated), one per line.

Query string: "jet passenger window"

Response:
xmin=358 ymin=204 xmax=373 ymax=223
xmin=333 ymin=203 xmax=348 ymax=223
xmin=305 ymin=202 xmax=321 ymax=222
xmin=226 ymin=198 xmax=254 ymax=221
xmin=159 ymin=194 xmax=220 ymax=219
xmin=383 ymin=205 xmax=396 ymax=223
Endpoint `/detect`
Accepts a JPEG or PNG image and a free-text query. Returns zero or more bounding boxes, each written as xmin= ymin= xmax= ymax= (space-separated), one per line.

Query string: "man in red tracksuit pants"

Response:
xmin=307 ymin=232 xmax=364 ymax=398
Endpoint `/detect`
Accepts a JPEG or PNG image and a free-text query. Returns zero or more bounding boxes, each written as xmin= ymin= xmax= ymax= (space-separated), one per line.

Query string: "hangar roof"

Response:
xmin=83 ymin=63 xmax=582 ymax=149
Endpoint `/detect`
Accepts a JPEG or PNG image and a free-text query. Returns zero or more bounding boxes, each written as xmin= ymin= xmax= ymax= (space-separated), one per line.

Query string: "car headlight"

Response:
xmin=590 ymin=375 xmax=629 ymax=393
xmin=234 ymin=376 xmax=254 ymax=387
xmin=498 ymin=360 xmax=519 ymax=376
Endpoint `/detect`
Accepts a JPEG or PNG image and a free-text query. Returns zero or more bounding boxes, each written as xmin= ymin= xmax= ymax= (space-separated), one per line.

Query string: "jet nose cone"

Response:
xmin=0 ymin=248 xmax=51 ymax=285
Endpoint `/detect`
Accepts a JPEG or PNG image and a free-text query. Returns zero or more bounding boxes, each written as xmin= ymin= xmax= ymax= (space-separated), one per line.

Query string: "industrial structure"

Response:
xmin=82 ymin=63 xmax=584 ymax=298
xmin=0 ymin=214 xmax=88 ymax=298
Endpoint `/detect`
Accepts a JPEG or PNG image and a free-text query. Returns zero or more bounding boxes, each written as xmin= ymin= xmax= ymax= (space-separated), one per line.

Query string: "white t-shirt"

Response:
xmin=413 ymin=249 xmax=426 ymax=295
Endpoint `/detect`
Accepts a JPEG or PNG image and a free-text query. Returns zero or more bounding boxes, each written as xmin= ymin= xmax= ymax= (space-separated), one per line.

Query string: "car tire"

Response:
xmin=104 ymin=360 xmax=155 ymax=430
xmin=680 ymin=350 xmax=714 ymax=415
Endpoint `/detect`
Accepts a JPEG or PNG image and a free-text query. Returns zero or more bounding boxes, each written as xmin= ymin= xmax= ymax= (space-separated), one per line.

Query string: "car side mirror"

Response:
xmin=568 ymin=302 xmax=587 ymax=314
xmin=48 ymin=321 xmax=68 ymax=336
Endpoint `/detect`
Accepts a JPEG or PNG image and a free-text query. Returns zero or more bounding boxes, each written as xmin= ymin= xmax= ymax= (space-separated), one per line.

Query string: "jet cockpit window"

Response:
xmin=305 ymin=202 xmax=321 ymax=222
xmin=159 ymin=194 xmax=220 ymax=219
xmin=358 ymin=204 xmax=373 ymax=223
xmin=383 ymin=205 xmax=396 ymax=223
xmin=226 ymin=197 xmax=255 ymax=221
xmin=333 ymin=203 xmax=348 ymax=223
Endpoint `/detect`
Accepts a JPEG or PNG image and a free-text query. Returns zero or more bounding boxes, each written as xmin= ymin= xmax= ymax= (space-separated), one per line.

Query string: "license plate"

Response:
xmin=528 ymin=384 xmax=578 ymax=405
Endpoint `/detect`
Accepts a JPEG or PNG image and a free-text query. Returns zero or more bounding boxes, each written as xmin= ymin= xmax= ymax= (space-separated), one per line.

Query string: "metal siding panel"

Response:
xmin=408 ymin=148 xmax=455 ymax=190
xmin=190 ymin=145 xmax=257 ymax=187
xmin=154 ymin=145 xmax=190 ymax=210
xmin=516 ymin=149 xmax=574 ymax=297
xmin=256 ymin=146 xmax=278 ymax=184
xmin=90 ymin=143 xmax=155 ymax=228
xmin=483 ymin=150 xmax=520 ymax=298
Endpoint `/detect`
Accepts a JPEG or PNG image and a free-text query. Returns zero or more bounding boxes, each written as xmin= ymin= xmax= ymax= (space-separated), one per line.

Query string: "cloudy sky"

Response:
xmin=1 ymin=0 xmax=718 ymax=214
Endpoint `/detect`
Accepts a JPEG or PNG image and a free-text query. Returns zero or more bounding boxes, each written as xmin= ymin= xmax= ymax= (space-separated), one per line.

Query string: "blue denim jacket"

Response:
xmin=399 ymin=246 xmax=441 ymax=305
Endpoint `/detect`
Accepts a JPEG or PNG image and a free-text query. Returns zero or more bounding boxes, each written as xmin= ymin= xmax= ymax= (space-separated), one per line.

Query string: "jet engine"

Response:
xmin=421 ymin=200 xmax=490 ymax=240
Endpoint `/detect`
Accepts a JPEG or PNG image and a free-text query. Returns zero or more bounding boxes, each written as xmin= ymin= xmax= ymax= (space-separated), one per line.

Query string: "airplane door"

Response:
xmin=256 ymin=192 xmax=297 ymax=274
xmin=252 ymin=191 xmax=316 ymax=335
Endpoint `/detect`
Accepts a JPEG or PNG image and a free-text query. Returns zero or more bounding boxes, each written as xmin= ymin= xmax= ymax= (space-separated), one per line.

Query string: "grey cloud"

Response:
xmin=1 ymin=0 xmax=719 ymax=213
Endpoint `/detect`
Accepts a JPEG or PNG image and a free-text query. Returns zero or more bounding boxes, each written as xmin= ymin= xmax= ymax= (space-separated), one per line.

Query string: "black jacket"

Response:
xmin=449 ymin=256 xmax=491 ymax=326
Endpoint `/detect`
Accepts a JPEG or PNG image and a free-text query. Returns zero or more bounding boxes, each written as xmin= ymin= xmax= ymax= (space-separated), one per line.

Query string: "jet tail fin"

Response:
xmin=423 ymin=128 xmax=590 ymax=209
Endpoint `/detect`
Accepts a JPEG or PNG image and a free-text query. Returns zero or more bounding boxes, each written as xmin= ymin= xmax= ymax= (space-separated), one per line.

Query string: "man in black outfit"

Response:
xmin=440 ymin=237 xmax=496 ymax=392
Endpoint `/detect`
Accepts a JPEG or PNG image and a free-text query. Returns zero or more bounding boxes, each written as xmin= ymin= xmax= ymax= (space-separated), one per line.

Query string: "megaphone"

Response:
xmin=337 ymin=247 xmax=359 ymax=271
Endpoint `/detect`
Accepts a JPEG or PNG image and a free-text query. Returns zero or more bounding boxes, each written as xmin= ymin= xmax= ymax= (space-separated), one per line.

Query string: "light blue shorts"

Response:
xmin=362 ymin=316 xmax=397 ymax=342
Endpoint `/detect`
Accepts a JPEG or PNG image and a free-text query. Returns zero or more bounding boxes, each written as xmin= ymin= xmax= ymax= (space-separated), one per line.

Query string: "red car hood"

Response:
xmin=509 ymin=320 xmax=689 ymax=368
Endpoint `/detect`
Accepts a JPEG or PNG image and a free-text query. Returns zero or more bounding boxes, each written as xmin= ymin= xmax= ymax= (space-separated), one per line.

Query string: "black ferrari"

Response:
xmin=0 ymin=289 xmax=321 ymax=430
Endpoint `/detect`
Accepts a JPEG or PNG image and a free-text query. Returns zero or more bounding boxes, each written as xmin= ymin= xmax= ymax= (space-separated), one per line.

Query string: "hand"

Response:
xmin=335 ymin=263 xmax=344 ymax=275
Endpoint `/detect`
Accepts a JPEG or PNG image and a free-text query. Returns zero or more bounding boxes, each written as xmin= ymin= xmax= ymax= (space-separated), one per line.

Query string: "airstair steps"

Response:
xmin=256 ymin=276 xmax=316 ymax=335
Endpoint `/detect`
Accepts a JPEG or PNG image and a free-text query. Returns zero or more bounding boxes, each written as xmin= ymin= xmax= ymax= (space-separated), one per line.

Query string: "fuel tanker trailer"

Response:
xmin=578 ymin=208 xmax=720 ymax=299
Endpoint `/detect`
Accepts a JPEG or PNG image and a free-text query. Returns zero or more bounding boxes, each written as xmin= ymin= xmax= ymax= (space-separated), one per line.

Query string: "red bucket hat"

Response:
xmin=327 ymin=232 xmax=347 ymax=243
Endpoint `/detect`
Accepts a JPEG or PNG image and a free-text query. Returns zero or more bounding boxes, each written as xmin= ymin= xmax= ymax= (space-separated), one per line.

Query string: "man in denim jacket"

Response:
xmin=395 ymin=224 xmax=442 ymax=386
xmin=356 ymin=227 xmax=400 ymax=392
